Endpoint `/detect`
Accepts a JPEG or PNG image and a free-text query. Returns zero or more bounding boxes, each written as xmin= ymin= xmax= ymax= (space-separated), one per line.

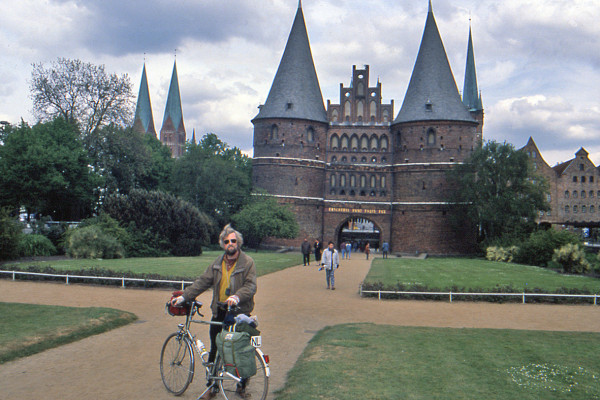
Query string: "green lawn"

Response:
xmin=2 ymin=250 xmax=303 ymax=278
xmin=0 ymin=303 xmax=136 ymax=363
xmin=365 ymin=257 xmax=600 ymax=293
xmin=276 ymin=323 xmax=600 ymax=400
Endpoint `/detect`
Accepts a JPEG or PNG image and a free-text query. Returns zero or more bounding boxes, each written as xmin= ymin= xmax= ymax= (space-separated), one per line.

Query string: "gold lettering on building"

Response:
xmin=327 ymin=207 xmax=388 ymax=215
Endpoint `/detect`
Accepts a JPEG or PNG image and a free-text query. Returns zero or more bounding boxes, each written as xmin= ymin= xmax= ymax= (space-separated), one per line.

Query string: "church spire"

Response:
xmin=160 ymin=60 xmax=186 ymax=157
xmin=462 ymin=25 xmax=483 ymax=111
xmin=394 ymin=3 xmax=475 ymax=124
xmin=253 ymin=2 xmax=327 ymax=123
xmin=133 ymin=63 xmax=156 ymax=135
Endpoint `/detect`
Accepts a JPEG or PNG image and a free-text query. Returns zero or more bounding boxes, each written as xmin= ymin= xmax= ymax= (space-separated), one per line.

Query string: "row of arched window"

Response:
xmin=572 ymin=176 xmax=595 ymax=183
xmin=330 ymin=134 xmax=389 ymax=152
xmin=330 ymin=173 xmax=386 ymax=190
xmin=269 ymin=125 xmax=315 ymax=142
xmin=565 ymin=190 xmax=600 ymax=199
xmin=564 ymin=205 xmax=596 ymax=214
xmin=331 ymin=155 xmax=387 ymax=164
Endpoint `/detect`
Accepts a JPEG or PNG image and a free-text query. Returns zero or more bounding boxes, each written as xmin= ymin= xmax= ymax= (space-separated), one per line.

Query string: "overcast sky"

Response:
xmin=1 ymin=0 xmax=598 ymax=166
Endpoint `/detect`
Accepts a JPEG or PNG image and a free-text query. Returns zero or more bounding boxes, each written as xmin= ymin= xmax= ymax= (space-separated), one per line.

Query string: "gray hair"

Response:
xmin=219 ymin=223 xmax=244 ymax=249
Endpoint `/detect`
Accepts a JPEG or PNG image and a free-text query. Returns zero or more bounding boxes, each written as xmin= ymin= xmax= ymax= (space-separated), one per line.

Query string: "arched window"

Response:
xmin=573 ymin=191 xmax=578 ymax=198
xmin=361 ymin=135 xmax=369 ymax=151
xmin=350 ymin=135 xmax=359 ymax=151
xmin=351 ymin=156 xmax=357 ymax=163
xmin=331 ymin=109 xmax=339 ymax=122
xmin=383 ymin=110 xmax=389 ymax=123
xmin=340 ymin=174 xmax=346 ymax=187
xmin=344 ymin=101 xmax=351 ymax=120
xmin=370 ymin=175 xmax=376 ymax=188
xmin=370 ymin=135 xmax=378 ymax=151
xmin=331 ymin=156 xmax=337 ymax=163
xmin=361 ymin=156 xmax=367 ymax=163
xmin=581 ymin=191 xmax=586 ymax=199
xmin=330 ymin=174 xmax=336 ymax=187
xmin=565 ymin=205 xmax=570 ymax=213
xmin=350 ymin=175 xmax=356 ymax=187
xmin=582 ymin=205 xmax=587 ymax=213
xmin=357 ymin=82 xmax=365 ymax=96
xmin=381 ymin=176 xmax=386 ymax=188
xmin=565 ymin=191 xmax=570 ymax=198
xmin=371 ymin=157 xmax=377 ymax=163
xmin=370 ymin=101 xmax=377 ymax=120
xmin=270 ymin=125 xmax=278 ymax=140
xmin=380 ymin=135 xmax=389 ymax=151
xmin=307 ymin=127 xmax=315 ymax=142
xmin=341 ymin=156 xmax=347 ymax=163
xmin=330 ymin=135 xmax=339 ymax=150
xmin=360 ymin=175 xmax=367 ymax=188
xmin=341 ymin=134 xmax=349 ymax=150
xmin=590 ymin=191 xmax=595 ymax=198
xmin=591 ymin=205 xmax=595 ymax=213
xmin=427 ymin=128 xmax=436 ymax=145
xmin=357 ymin=100 xmax=364 ymax=121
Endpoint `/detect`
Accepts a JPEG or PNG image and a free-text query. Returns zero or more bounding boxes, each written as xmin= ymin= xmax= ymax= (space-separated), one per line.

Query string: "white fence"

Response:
xmin=0 ymin=270 xmax=193 ymax=289
xmin=359 ymin=286 xmax=599 ymax=305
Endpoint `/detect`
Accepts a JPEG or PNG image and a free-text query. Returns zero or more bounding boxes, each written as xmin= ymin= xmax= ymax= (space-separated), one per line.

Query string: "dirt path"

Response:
xmin=1 ymin=255 xmax=600 ymax=400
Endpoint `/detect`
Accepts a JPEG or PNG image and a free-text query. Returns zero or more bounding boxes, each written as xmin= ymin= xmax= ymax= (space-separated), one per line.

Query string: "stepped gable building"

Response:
xmin=522 ymin=138 xmax=600 ymax=233
xmin=252 ymin=1 xmax=482 ymax=255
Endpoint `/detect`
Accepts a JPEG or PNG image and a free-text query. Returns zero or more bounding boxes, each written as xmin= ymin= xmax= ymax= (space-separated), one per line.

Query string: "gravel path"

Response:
xmin=1 ymin=255 xmax=600 ymax=400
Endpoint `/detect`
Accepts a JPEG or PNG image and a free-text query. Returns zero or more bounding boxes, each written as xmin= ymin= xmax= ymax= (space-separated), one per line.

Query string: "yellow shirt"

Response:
xmin=219 ymin=260 xmax=236 ymax=302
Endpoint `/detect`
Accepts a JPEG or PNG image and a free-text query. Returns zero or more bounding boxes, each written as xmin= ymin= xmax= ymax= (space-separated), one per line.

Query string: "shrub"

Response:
xmin=485 ymin=246 xmax=519 ymax=262
xmin=552 ymin=243 xmax=590 ymax=274
xmin=514 ymin=229 xmax=581 ymax=267
xmin=18 ymin=234 xmax=57 ymax=257
xmin=66 ymin=226 xmax=124 ymax=259
xmin=0 ymin=208 xmax=23 ymax=260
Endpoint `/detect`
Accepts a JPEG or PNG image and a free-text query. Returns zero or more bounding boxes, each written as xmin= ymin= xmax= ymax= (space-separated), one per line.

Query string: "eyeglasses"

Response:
xmin=224 ymin=239 xmax=237 ymax=244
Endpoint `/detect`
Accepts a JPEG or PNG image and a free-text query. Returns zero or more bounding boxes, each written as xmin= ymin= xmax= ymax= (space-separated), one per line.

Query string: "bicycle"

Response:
xmin=160 ymin=299 xmax=270 ymax=399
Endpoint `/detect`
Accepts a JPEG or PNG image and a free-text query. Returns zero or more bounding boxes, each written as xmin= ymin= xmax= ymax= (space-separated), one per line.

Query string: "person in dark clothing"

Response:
xmin=314 ymin=239 xmax=323 ymax=265
xmin=301 ymin=238 xmax=311 ymax=266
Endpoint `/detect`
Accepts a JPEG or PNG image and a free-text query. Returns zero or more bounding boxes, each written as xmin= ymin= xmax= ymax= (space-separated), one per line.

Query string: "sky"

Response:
xmin=0 ymin=0 xmax=599 ymax=166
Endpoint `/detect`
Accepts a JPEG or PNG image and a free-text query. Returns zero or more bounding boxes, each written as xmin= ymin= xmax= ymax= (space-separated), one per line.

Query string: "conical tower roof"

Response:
xmin=253 ymin=2 xmax=327 ymax=123
xmin=161 ymin=60 xmax=185 ymax=133
xmin=462 ymin=26 xmax=483 ymax=111
xmin=394 ymin=3 xmax=475 ymax=124
xmin=133 ymin=64 xmax=156 ymax=135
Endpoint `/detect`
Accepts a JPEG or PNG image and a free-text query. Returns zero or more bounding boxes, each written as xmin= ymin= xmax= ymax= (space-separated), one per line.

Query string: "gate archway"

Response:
xmin=336 ymin=216 xmax=382 ymax=252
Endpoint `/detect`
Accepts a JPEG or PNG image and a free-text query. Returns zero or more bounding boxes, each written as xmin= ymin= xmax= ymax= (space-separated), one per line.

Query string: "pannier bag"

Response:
xmin=216 ymin=324 xmax=257 ymax=378
xmin=167 ymin=290 xmax=190 ymax=316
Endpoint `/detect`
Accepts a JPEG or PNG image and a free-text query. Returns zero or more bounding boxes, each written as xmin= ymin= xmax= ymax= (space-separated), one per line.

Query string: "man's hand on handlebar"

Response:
xmin=171 ymin=296 xmax=185 ymax=306
xmin=226 ymin=295 xmax=240 ymax=307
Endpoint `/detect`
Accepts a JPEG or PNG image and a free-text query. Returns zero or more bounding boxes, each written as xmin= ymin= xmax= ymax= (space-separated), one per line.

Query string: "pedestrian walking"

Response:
xmin=314 ymin=239 xmax=323 ymax=265
xmin=301 ymin=238 xmax=311 ymax=266
xmin=321 ymin=241 xmax=339 ymax=290
xmin=365 ymin=242 xmax=370 ymax=260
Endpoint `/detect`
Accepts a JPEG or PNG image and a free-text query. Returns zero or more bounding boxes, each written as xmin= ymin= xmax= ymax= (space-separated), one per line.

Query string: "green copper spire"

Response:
xmin=133 ymin=64 xmax=156 ymax=135
xmin=162 ymin=60 xmax=185 ymax=132
xmin=463 ymin=26 xmax=483 ymax=111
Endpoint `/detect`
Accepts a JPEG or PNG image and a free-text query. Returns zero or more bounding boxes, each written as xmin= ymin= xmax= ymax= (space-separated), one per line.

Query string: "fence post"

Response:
xmin=181 ymin=281 xmax=185 ymax=290
xmin=522 ymin=293 xmax=525 ymax=304
xmin=122 ymin=277 xmax=125 ymax=288
xmin=12 ymin=271 xmax=15 ymax=281
xmin=378 ymin=290 xmax=381 ymax=300
xmin=449 ymin=292 xmax=452 ymax=303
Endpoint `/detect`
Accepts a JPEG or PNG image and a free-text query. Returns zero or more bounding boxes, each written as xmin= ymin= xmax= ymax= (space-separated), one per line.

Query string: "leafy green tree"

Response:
xmin=514 ymin=229 xmax=581 ymax=267
xmin=0 ymin=208 xmax=23 ymax=260
xmin=169 ymin=133 xmax=252 ymax=227
xmin=102 ymin=189 xmax=213 ymax=256
xmin=231 ymin=195 xmax=299 ymax=249
xmin=447 ymin=140 xmax=550 ymax=245
xmin=85 ymin=124 xmax=173 ymax=195
xmin=30 ymin=58 xmax=134 ymax=136
xmin=0 ymin=118 xmax=100 ymax=220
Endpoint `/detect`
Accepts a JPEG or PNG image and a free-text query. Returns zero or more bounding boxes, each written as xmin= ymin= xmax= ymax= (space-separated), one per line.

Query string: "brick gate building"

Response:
xmin=252 ymin=2 xmax=483 ymax=255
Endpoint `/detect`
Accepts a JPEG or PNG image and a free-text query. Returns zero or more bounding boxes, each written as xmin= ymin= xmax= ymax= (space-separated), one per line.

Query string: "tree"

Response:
xmin=446 ymin=140 xmax=549 ymax=245
xmin=169 ymin=133 xmax=252 ymax=227
xmin=231 ymin=195 xmax=299 ymax=249
xmin=102 ymin=189 xmax=213 ymax=257
xmin=85 ymin=124 xmax=173 ymax=196
xmin=0 ymin=118 xmax=100 ymax=220
xmin=30 ymin=58 xmax=134 ymax=136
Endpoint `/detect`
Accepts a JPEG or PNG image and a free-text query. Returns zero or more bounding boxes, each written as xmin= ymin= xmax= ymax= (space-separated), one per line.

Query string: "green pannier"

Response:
xmin=216 ymin=325 xmax=257 ymax=379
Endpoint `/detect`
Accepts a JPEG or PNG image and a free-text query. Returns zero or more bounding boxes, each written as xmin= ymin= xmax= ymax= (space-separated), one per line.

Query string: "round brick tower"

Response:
xmin=252 ymin=2 xmax=328 ymax=241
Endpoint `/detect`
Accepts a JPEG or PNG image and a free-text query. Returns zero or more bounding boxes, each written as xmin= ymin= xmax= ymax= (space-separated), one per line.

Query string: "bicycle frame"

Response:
xmin=165 ymin=300 xmax=270 ymax=399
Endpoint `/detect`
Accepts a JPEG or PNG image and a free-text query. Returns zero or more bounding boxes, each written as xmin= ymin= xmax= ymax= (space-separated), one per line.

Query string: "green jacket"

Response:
xmin=182 ymin=251 xmax=257 ymax=315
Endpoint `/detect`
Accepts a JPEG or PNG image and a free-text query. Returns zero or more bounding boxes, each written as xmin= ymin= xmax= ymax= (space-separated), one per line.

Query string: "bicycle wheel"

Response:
xmin=160 ymin=332 xmax=195 ymax=395
xmin=219 ymin=349 xmax=269 ymax=400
